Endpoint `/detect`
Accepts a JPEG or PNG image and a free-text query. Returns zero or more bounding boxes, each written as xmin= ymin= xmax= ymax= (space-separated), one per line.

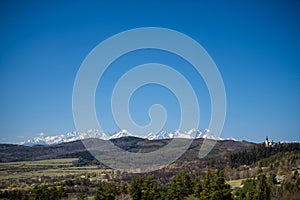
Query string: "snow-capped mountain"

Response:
xmin=108 ymin=129 xmax=133 ymax=139
xmin=20 ymin=128 xmax=223 ymax=146
xmin=147 ymin=128 xmax=222 ymax=140
xmin=20 ymin=129 xmax=108 ymax=146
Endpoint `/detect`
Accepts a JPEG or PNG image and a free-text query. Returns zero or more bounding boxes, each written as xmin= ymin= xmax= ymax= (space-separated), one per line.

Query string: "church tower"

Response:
xmin=265 ymin=136 xmax=269 ymax=148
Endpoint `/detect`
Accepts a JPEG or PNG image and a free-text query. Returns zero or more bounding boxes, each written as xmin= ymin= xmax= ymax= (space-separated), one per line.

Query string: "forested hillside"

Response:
xmin=0 ymin=139 xmax=299 ymax=199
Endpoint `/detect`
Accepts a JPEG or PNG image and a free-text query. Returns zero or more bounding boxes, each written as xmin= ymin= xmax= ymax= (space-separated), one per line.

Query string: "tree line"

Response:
xmin=94 ymin=169 xmax=233 ymax=200
xmin=0 ymin=185 xmax=66 ymax=200
xmin=229 ymin=142 xmax=300 ymax=167
xmin=1 ymin=168 xmax=296 ymax=200
xmin=94 ymin=169 xmax=288 ymax=200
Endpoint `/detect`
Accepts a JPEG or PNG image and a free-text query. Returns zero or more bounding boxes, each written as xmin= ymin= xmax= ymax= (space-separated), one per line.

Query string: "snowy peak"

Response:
xmin=20 ymin=129 xmax=109 ymax=146
xmin=108 ymin=129 xmax=133 ymax=139
xmin=20 ymin=128 xmax=223 ymax=146
xmin=147 ymin=131 xmax=171 ymax=140
xmin=147 ymin=129 xmax=222 ymax=141
xmin=24 ymin=133 xmax=47 ymax=145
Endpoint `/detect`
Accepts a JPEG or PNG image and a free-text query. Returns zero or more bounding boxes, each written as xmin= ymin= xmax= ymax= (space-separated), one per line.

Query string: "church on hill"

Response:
xmin=265 ymin=136 xmax=275 ymax=148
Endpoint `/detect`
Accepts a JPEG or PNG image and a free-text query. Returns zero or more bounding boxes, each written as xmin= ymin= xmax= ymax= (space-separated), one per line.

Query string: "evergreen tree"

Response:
xmin=211 ymin=170 xmax=232 ymax=200
xmin=244 ymin=179 xmax=256 ymax=200
xmin=166 ymin=170 xmax=193 ymax=200
xmin=94 ymin=184 xmax=106 ymax=200
xmin=256 ymin=174 xmax=271 ymax=200
xmin=236 ymin=175 xmax=271 ymax=200
xmin=200 ymin=170 xmax=211 ymax=200
xmin=193 ymin=176 xmax=202 ymax=198
xmin=129 ymin=177 xmax=143 ymax=200
xmin=141 ymin=176 xmax=162 ymax=200
xmin=8 ymin=190 xmax=25 ymax=200
xmin=95 ymin=182 xmax=119 ymax=200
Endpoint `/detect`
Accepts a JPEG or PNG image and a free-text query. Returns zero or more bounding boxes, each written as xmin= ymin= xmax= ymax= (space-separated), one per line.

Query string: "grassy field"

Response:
xmin=0 ymin=158 xmax=77 ymax=166
xmin=0 ymin=158 xmax=116 ymax=180
xmin=0 ymin=158 xmax=121 ymax=199
xmin=227 ymin=178 xmax=247 ymax=188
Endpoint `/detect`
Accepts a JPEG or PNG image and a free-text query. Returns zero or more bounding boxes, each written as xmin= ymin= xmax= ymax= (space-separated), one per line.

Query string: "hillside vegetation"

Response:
xmin=0 ymin=138 xmax=299 ymax=199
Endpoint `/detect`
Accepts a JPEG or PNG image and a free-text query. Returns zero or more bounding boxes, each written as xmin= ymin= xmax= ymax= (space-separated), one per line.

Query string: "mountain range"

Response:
xmin=20 ymin=128 xmax=223 ymax=146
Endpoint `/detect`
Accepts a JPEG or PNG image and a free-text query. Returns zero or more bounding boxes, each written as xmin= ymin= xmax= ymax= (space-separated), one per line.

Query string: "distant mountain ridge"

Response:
xmin=2 ymin=137 xmax=254 ymax=163
xmin=20 ymin=128 xmax=223 ymax=146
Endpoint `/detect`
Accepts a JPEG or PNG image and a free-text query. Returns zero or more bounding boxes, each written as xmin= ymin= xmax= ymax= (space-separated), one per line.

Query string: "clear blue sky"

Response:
xmin=0 ymin=1 xmax=299 ymax=143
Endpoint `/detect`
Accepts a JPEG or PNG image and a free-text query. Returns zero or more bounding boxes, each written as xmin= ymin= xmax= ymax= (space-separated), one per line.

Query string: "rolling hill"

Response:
xmin=1 ymin=137 xmax=253 ymax=163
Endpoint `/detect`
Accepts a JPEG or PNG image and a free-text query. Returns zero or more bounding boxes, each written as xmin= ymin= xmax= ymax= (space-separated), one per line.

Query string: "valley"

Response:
xmin=0 ymin=137 xmax=299 ymax=199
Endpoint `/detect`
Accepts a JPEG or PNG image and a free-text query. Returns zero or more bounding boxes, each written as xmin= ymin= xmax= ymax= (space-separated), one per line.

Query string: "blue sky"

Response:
xmin=0 ymin=1 xmax=299 ymax=143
